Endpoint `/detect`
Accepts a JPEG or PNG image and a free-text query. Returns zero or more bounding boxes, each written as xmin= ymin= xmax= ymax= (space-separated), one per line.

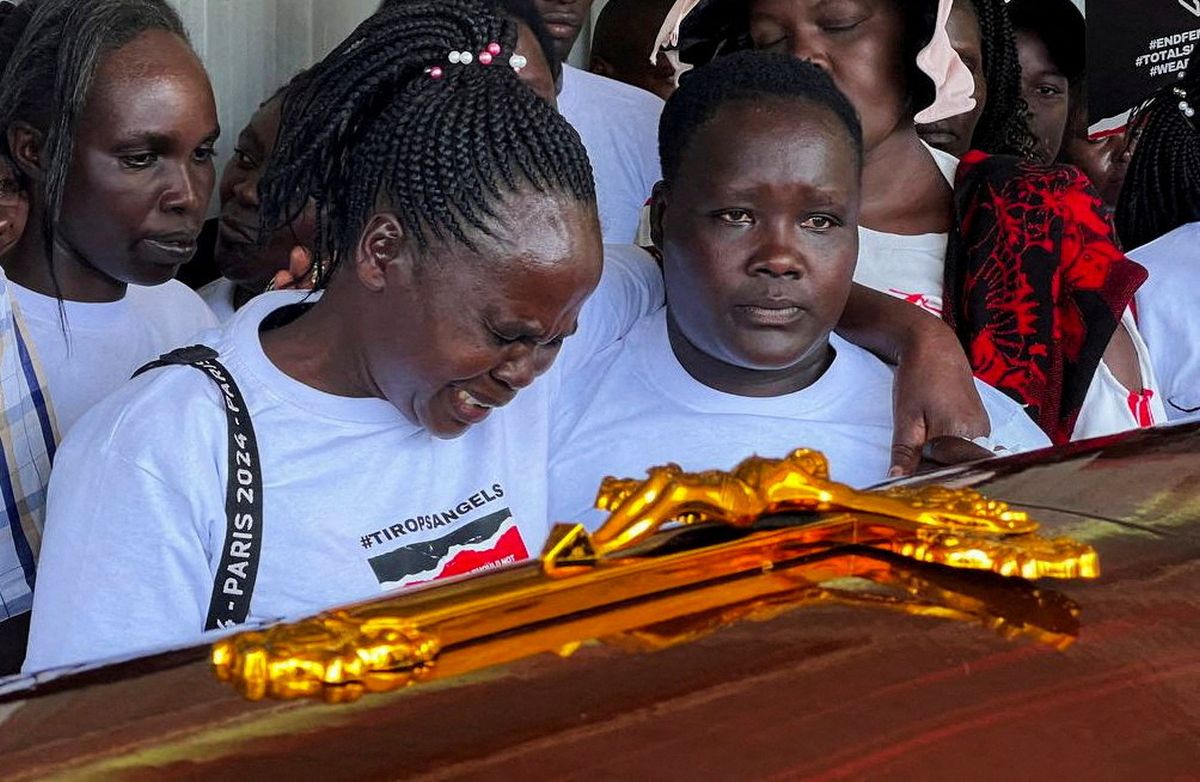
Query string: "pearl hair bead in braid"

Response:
xmin=428 ymin=42 xmax=526 ymax=78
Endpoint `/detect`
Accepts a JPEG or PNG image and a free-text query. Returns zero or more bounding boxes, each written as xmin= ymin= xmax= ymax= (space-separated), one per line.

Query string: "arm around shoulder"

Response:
xmin=562 ymin=245 xmax=664 ymax=367
xmin=836 ymin=283 xmax=989 ymax=476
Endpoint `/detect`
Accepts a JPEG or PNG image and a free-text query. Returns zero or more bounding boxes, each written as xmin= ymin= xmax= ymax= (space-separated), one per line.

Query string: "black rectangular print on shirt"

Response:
xmin=368 ymin=507 xmax=514 ymax=584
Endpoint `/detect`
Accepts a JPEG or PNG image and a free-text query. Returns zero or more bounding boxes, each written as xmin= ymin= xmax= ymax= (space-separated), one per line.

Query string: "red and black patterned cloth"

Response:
xmin=947 ymin=151 xmax=1147 ymax=444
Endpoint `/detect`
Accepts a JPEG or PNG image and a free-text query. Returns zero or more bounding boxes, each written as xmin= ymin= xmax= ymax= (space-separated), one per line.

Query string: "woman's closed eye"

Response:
xmin=818 ymin=16 xmax=866 ymax=33
xmin=756 ymin=35 xmax=789 ymax=52
xmin=490 ymin=327 xmax=568 ymax=350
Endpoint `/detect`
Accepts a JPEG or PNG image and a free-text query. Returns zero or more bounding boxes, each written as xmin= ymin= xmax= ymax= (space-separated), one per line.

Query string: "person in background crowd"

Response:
xmin=665 ymin=0 xmax=1162 ymax=444
xmin=486 ymin=0 xmax=561 ymax=105
xmin=197 ymin=77 xmax=317 ymax=322
xmin=532 ymin=0 xmax=588 ymax=62
xmin=533 ymin=0 xmax=664 ymax=243
xmin=0 ymin=0 xmax=217 ymax=669
xmin=0 ymin=4 xmax=53 ymax=670
xmin=1009 ymin=0 xmax=1128 ymax=213
xmin=24 ymin=0 xmax=672 ymax=672
xmin=1007 ymin=0 xmax=1079 ymax=164
xmin=590 ymin=0 xmax=677 ymax=100
xmin=0 ymin=157 xmax=26 ymax=259
xmin=915 ymin=0 xmax=1037 ymax=159
xmin=0 ymin=0 xmax=219 ymax=439
xmin=1119 ymin=67 xmax=1200 ymax=422
xmin=205 ymin=0 xmax=561 ymax=312
xmin=0 ymin=260 xmax=55 ymax=675
xmin=1060 ymin=89 xmax=1129 ymax=216
xmin=551 ymin=53 xmax=1048 ymax=526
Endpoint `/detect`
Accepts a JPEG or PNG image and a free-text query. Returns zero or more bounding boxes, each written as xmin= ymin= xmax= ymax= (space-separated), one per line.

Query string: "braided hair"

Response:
xmin=268 ymin=0 xmax=595 ymax=288
xmin=965 ymin=0 xmax=1039 ymax=159
xmin=0 ymin=0 xmax=188 ymax=268
xmin=1115 ymin=68 xmax=1200 ymax=250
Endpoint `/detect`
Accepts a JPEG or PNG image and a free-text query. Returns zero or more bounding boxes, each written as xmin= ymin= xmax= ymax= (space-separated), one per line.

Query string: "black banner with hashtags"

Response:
xmin=1088 ymin=0 xmax=1200 ymax=131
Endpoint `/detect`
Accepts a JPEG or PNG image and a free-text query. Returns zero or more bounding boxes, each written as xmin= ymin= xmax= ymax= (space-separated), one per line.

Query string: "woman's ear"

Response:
xmin=649 ymin=180 xmax=668 ymax=250
xmin=354 ymin=212 xmax=406 ymax=292
xmin=7 ymin=123 xmax=44 ymax=181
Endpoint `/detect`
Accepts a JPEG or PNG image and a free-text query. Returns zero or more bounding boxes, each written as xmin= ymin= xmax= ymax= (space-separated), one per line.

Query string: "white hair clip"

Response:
xmin=1174 ymin=86 xmax=1195 ymax=119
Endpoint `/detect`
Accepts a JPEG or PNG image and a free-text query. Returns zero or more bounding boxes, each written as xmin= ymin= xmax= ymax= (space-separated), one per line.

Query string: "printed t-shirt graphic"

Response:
xmin=368 ymin=507 xmax=527 ymax=587
xmin=361 ymin=484 xmax=529 ymax=588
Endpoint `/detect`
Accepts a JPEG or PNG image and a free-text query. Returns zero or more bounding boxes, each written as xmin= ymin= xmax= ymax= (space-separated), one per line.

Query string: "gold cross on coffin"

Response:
xmin=542 ymin=448 xmax=1098 ymax=581
xmin=211 ymin=448 xmax=1099 ymax=703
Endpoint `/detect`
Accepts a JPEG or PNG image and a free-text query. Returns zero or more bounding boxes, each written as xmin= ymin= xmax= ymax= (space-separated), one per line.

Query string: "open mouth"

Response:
xmin=459 ymin=389 xmax=496 ymax=411
xmin=448 ymin=387 xmax=509 ymax=426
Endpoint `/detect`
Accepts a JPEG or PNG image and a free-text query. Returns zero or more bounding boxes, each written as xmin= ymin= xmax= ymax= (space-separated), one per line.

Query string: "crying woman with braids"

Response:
xmin=24 ymin=0 xmax=668 ymax=672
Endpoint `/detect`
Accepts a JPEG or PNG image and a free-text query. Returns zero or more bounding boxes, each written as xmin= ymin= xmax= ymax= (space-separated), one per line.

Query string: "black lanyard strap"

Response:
xmin=134 ymin=345 xmax=263 ymax=631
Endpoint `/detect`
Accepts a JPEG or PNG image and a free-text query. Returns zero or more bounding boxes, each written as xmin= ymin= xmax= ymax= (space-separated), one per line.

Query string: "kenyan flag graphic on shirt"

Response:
xmin=368 ymin=507 xmax=529 ymax=588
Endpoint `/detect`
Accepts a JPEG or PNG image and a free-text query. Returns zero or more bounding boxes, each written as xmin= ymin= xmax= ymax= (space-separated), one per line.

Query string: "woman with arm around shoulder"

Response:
xmin=666 ymin=0 xmax=1161 ymax=445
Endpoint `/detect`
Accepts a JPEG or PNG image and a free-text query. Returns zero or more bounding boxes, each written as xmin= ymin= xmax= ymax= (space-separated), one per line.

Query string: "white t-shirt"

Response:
xmin=198 ymin=276 xmax=238 ymax=324
xmin=853 ymin=143 xmax=1165 ymax=440
xmin=24 ymin=245 xmax=664 ymax=672
xmin=558 ymin=65 xmax=663 ymax=244
xmin=853 ymin=143 xmax=956 ymax=318
xmin=549 ymin=307 xmax=1050 ymax=529
xmin=11 ymin=280 xmax=218 ymax=437
xmin=1129 ymin=222 xmax=1200 ymax=422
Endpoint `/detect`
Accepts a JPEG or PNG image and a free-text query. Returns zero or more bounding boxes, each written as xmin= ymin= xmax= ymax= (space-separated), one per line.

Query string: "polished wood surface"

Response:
xmin=2 ymin=423 xmax=1199 ymax=780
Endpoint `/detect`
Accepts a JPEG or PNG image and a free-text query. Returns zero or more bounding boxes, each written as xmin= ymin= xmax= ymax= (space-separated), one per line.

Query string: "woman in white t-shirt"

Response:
xmin=23 ymin=0 xmax=630 ymax=672
xmin=0 ymin=0 xmax=218 ymax=438
xmin=662 ymin=0 xmax=1161 ymax=444
xmin=551 ymin=53 xmax=1049 ymax=526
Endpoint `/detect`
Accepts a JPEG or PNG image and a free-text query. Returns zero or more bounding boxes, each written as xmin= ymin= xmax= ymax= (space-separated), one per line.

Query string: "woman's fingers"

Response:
xmin=267 ymin=247 xmax=316 ymax=292
xmin=920 ymin=435 xmax=995 ymax=468
xmin=289 ymin=246 xmax=315 ymax=288
xmin=888 ymin=331 xmax=990 ymax=477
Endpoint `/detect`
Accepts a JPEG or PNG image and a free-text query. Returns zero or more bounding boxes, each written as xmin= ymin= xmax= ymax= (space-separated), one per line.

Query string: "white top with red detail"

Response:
xmin=852 ymin=143 xmax=1163 ymax=441
xmin=1129 ymin=221 xmax=1200 ymax=423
